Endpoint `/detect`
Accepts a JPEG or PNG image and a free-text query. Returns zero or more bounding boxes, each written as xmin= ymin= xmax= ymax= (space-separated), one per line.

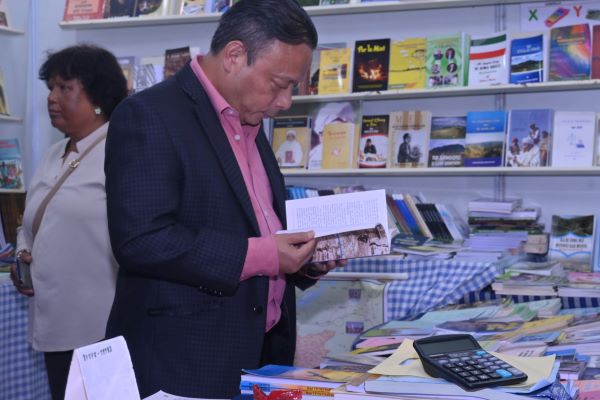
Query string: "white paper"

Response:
xmin=65 ymin=336 xmax=140 ymax=400
xmin=551 ymin=111 xmax=596 ymax=167
xmin=143 ymin=390 xmax=227 ymax=400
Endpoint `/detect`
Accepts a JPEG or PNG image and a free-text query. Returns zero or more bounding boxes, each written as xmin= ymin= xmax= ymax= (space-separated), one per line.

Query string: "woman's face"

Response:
xmin=47 ymin=75 xmax=97 ymax=137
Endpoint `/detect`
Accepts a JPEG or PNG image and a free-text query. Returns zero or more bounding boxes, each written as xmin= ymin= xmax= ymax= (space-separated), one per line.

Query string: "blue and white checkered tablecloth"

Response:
xmin=342 ymin=257 xmax=498 ymax=321
xmin=0 ymin=278 xmax=50 ymax=400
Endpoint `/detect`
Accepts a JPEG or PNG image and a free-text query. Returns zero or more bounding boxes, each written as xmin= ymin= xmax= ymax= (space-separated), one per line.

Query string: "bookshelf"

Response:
xmin=0 ymin=24 xmax=24 ymax=35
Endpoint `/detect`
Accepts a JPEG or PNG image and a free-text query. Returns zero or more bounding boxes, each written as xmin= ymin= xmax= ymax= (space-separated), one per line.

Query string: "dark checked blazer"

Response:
xmin=104 ymin=64 xmax=314 ymax=399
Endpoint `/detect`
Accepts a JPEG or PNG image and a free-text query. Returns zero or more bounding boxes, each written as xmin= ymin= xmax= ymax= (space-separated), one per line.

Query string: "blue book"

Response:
xmin=392 ymin=194 xmax=421 ymax=237
xmin=509 ymin=33 xmax=545 ymax=84
xmin=506 ymin=109 xmax=553 ymax=168
xmin=464 ymin=111 xmax=507 ymax=167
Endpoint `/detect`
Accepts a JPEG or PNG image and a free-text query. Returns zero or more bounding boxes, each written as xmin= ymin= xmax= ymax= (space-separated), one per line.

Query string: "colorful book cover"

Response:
xmin=63 ymin=0 xmax=105 ymax=21
xmin=303 ymin=42 xmax=346 ymax=95
xmin=551 ymin=111 xmax=596 ymax=167
xmin=0 ymin=139 xmax=24 ymax=192
xmin=388 ymin=38 xmax=426 ymax=90
xmin=509 ymin=32 xmax=545 ymax=84
xmin=388 ymin=110 xmax=431 ymax=168
xmin=425 ymin=33 xmax=467 ymax=88
xmin=180 ymin=0 xmax=207 ymax=15
xmin=321 ymin=122 xmax=356 ymax=169
xmin=468 ymin=32 xmax=508 ymax=86
xmin=271 ymin=116 xmax=311 ymax=168
xmin=592 ymin=25 xmax=600 ymax=79
xmin=134 ymin=0 xmax=171 ymax=17
xmin=358 ymin=115 xmax=388 ymax=168
xmin=464 ymin=110 xmax=507 ymax=167
xmin=318 ymin=47 xmax=352 ymax=95
xmin=506 ymin=109 xmax=553 ymax=167
xmin=352 ymin=38 xmax=391 ymax=93
xmin=428 ymin=116 xmax=467 ymax=167
xmin=0 ymin=67 xmax=9 ymax=116
xmin=549 ymin=23 xmax=591 ymax=81
xmin=549 ymin=215 xmax=596 ymax=272
xmin=163 ymin=46 xmax=191 ymax=80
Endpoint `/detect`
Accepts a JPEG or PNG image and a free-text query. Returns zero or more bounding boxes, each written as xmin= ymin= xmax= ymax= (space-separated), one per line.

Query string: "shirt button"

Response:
xmin=234 ymin=134 xmax=241 ymax=141
xmin=253 ymin=305 xmax=263 ymax=315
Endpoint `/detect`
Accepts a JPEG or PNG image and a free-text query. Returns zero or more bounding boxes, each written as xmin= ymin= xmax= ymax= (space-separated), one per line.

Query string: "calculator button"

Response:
xmin=466 ymin=360 xmax=478 ymax=365
xmin=455 ymin=362 xmax=466 ymax=367
xmin=488 ymin=372 xmax=501 ymax=379
xmin=483 ymin=361 xmax=494 ymax=367
xmin=443 ymin=363 xmax=455 ymax=368
xmin=507 ymin=368 xmax=525 ymax=376
xmin=463 ymin=366 xmax=475 ymax=371
xmin=449 ymin=358 xmax=460 ymax=363
xmin=451 ymin=367 xmax=463 ymax=373
xmin=500 ymin=363 xmax=511 ymax=368
xmin=475 ymin=350 xmax=487 ymax=356
xmin=476 ymin=374 xmax=490 ymax=380
xmin=495 ymin=369 xmax=513 ymax=378
xmin=466 ymin=376 xmax=478 ymax=382
xmin=458 ymin=371 xmax=471 ymax=377
xmin=481 ymin=368 xmax=493 ymax=374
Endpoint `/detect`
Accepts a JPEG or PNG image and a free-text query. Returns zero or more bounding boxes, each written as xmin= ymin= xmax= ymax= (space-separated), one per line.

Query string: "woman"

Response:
xmin=10 ymin=44 xmax=127 ymax=400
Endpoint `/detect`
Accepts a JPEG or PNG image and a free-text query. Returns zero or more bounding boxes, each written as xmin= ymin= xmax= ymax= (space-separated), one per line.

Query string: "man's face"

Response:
xmin=229 ymin=41 xmax=312 ymax=126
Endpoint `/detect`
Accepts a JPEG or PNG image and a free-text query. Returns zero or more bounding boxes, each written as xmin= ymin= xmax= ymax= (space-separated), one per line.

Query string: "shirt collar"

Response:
xmin=190 ymin=55 xmax=237 ymax=118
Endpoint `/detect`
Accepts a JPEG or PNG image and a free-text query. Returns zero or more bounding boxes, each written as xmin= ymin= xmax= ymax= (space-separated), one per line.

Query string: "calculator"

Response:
xmin=413 ymin=334 xmax=528 ymax=391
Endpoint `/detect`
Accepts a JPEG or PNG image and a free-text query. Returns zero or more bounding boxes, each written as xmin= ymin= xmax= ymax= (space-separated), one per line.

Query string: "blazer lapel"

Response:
xmin=176 ymin=65 xmax=260 ymax=236
xmin=256 ymin=130 xmax=287 ymax=227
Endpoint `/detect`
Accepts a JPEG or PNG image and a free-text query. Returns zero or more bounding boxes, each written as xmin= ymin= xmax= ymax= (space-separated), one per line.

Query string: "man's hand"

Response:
xmin=274 ymin=231 xmax=316 ymax=275
xmin=303 ymin=258 xmax=348 ymax=278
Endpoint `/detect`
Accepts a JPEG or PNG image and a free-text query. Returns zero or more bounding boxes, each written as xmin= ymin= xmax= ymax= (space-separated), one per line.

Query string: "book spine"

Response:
xmin=240 ymin=381 xmax=334 ymax=397
xmin=386 ymin=194 xmax=410 ymax=234
xmin=403 ymin=194 xmax=433 ymax=238
xmin=392 ymin=194 xmax=422 ymax=237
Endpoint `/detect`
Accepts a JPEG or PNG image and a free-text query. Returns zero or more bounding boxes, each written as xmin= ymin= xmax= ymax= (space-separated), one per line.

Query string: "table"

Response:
xmin=0 ymin=278 xmax=51 ymax=399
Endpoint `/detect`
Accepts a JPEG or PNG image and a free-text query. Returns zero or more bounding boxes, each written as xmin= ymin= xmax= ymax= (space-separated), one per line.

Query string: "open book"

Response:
xmin=279 ymin=189 xmax=390 ymax=262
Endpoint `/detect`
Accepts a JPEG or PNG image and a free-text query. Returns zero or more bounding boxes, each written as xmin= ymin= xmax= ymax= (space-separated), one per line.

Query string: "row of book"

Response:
xmin=272 ymin=105 xmax=600 ymax=170
xmin=61 ymin=0 xmax=382 ymax=21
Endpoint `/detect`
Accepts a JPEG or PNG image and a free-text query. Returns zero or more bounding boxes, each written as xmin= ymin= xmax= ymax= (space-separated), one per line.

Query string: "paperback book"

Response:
xmin=592 ymin=25 xmax=600 ymax=79
xmin=388 ymin=37 xmax=427 ymax=90
xmin=467 ymin=32 xmax=508 ymax=86
xmin=0 ymin=67 xmax=9 ymax=116
xmin=509 ymin=32 xmax=545 ymax=84
xmin=116 ymin=56 xmax=135 ymax=94
xmin=163 ymin=46 xmax=192 ymax=80
xmin=428 ymin=116 xmax=467 ymax=167
xmin=305 ymin=42 xmax=346 ymax=95
xmin=551 ymin=111 xmax=596 ymax=167
xmin=352 ymin=38 xmax=391 ymax=93
xmin=506 ymin=109 xmax=553 ymax=167
xmin=318 ymin=47 xmax=352 ymax=95
xmin=271 ymin=116 xmax=311 ymax=168
xmin=358 ymin=114 xmax=388 ymax=168
xmin=0 ymin=139 xmax=24 ymax=192
xmin=425 ymin=33 xmax=467 ymax=88
xmin=464 ymin=110 xmax=507 ymax=167
xmin=549 ymin=214 xmax=596 ymax=272
xmin=388 ymin=110 xmax=431 ymax=168
xmin=0 ymin=0 xmax=8 ymax=26
xmin=321 ymin=121 xmax=357 ymax=169
xmin=549 ymin=23 xmax=591 ymax=81
xmin=63 ymin=0 xmax=106 ymax=21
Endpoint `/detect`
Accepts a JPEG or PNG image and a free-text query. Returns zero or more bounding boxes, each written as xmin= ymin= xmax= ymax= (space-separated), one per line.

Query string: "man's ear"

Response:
xmin=222 ymin=40 xmax=247 ymax=73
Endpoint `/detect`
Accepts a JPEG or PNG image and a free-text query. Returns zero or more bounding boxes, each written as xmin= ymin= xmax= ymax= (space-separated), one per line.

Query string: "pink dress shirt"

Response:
xmin=190 ymin=56 xmax=286 ymax=331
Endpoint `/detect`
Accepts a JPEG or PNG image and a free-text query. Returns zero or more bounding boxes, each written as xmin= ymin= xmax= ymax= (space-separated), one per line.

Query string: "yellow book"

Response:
xmin=318 ymin=48 xmax=352 ymax=95
xmin=321 ymin=122 xmax=356 ymax=169
xmin=389 ymin=38 xmax=427 ymax=90
xmin=271 ymin=116 xmax=311 ymax=168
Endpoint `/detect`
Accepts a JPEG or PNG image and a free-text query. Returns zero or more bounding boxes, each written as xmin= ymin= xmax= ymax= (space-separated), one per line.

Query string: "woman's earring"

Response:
xmin=94 ymin=107 xmax=102 ymax=115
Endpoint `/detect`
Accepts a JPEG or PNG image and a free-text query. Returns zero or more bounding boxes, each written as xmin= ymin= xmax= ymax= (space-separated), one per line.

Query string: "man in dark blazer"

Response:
xmin=104 ymin=1 xmax=337 ymax=398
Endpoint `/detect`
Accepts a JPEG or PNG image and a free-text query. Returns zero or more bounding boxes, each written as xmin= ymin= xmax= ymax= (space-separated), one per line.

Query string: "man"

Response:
xmin=104 ymin=1 xmax=338 ymax=397
xmin=397 ymin=132 xmax=415 ymax=164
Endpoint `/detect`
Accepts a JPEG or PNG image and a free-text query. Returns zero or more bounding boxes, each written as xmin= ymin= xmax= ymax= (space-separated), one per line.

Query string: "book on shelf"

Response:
xmin=468 ymin=197 xmax=522 ymax=214
xmin=318 ymin=47 xmax=352 ymax=95
xmin=0 ymin=0 xmax=8 ymax=26
xmin=63 ymin=0 xmax=106 ymax=21
xmin=549 ymin=23 xmax=591 ymax=82
xmin=388 ymin=37 xmax=426 ymax=90
xmin=279 ymin=189 xmax=390 ymax=262
xmin=321 ymin=121 xmax=357 ymax=169
xmin=135 ymin=0 xmax=174 ymax=17
xmin=388 ymin=110 xmax=431 ymax=169
xmin=305 ymin=42 xmax=346 ymax=95
xmin=551 ymin=111 xmax=596 ymax=167
xmin=205 ymin=0 xmax=231 ymax=13
xmin=0 ymin=67 xmax=9 ymax=116
xmin=509 ymin=32 xmax=545 ymax=84
xmin=107 ymin=0 xmax=135 ymax=17
xmin=414 ymin=203 xmax=453 ymax=242
xmin=358 ymin=115 xmax=388 ymax=169
xmin=506 ymin=108 xmax=553 ymax=168
xmin=425 ymin=33 xmax=468 ymax=88
xmin=390 ymin=193 xmax=424 ymax=238
xmin=592 ymin=25 xmax=600 ymax=79
xmin=320 ymin=0 xmax=352 ymax=5
xmin=467 ymin=32 xmax=508 ymax=87
xmin=116 ymin=56 xmax=135 ymax=94
xmin=133 ymin=55 xmax=164 ymax=92
xmin=178 ymin=0 xmax=207 ymax=15
xmin=549 ymin=214 xmax=596 ymax=272
xmin=271 ymin=115 xmax=311 ymax=168
xmin=163 ymin=46 xmax=195 ymax=80
xmin=352 ymin=38 xmax=391 ymax=93
xmin=0 ymin=139 xmax=25 ymax=192
xmin=297 ymin=0 xmax=319 ymax=5
xmin=464 ymin=110 xmax=507 ymax=167
xmin=428 ymin=116 xmax=466 ymax=168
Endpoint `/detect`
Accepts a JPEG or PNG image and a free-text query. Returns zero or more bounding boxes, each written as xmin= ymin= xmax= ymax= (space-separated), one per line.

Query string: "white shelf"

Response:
xmin=59 ymin=0 xmax=547 ymax=30
xmin=0 ymin=25 xmax=24 ymax=35
xmin=282 ymin=166 xmax=600 ymax=177
xmin=0 ymin=115 xmax=22 ymax=122
xmin=292 ymin=80 xmax=600 ymax=103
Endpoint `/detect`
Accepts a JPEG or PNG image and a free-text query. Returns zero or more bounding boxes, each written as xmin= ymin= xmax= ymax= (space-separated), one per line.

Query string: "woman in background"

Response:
xmin=10 ymin=44 xmax=127 ymax=400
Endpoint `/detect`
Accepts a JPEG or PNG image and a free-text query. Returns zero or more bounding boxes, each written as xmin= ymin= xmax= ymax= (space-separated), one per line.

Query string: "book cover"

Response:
xmin=318 ymin=47 xmax=352 ymax=95
xmin=358 ymin=114 xmax=388 ymax=169
xmin=509 ymin=32 xmax=545 ymax=84
xmin=63 ymin=0 xmax=105 ymax=21
xmin=593 ymin=25 xmax=600 ymax=79
xmin=551 ymin=111 xmax=596 ymax=167
xmin=464 ymin=110 xmax=507 ymax=167
xmin=307 ymin=101 xmax=359 ymax=170
xmin=428 ymin=116 xmax=467 ymax=168
xmin=117 ymin=56 xmax=135 ymax=94
xmin=468 ymin=32 xmax=508 ymax=86
xmin=107 ymin=0 xmax=136 ymax=17
xmin=163 ymin=46 xmax=191 ymax=80
xmin=305 ymin=42 xmax=346 ymax=95
xmin=320 ymin=0 xmax=351 ymax=4
xmin=205 ymin=0 xmax=231 ymax=13
xmin=271 ymin=116 xmax=311 ymax=168
xmin=415 ymin=203 xmax=453 ymax=242
xmin=425 ymin=33 xmax=467 ymax=88
xmin=0 ymin=139 xmax=24 ymax=192
xmin=597 ymin=113 xmax=600 ymax=167
xmin=134 ymin=0 xmax=172 ymax=17
xmin=0 ymin=67 xmax=9 ymax=116
xmin=388 ymin=38 xmax=426 ymax=90
xmin=321 ymin=122 xmax=356 ymax=169
xmin=549 ymin=23 xmax=591 ymax=81
xmin=133 ymin=55 xmax=164 ymax=92
xmin=549 ymin=214 xmax=595 ymax=272
xmin=352 ymin=38 xmax=391 ymax=93
xmin=281 ymin=189 xmax=390 ymax=262
xmin=506 ymin=109 xmax=553 ymax=167
xmin=298 ymin=0 xmax=319 ymax=5
xmin=0 ymin=0 xmax=8 ymax=26
xmin=388 ymin=110 xmax=431 ymax=168
xmin=179 ymin=0 xmax=207 ymax=15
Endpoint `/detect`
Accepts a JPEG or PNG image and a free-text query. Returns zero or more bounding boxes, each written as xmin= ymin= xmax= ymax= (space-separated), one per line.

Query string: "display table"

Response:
xmin=0 ymin=278 xmax=51 ymax=399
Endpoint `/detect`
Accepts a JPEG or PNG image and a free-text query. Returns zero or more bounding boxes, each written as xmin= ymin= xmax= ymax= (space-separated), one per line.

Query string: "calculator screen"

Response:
xmin=419 ymin=337 xmax=476 ymax=355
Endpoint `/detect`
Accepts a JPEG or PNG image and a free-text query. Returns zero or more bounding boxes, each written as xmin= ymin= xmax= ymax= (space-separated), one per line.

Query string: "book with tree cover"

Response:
xmin=428 ymin=116 xmax=467 ymax=167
